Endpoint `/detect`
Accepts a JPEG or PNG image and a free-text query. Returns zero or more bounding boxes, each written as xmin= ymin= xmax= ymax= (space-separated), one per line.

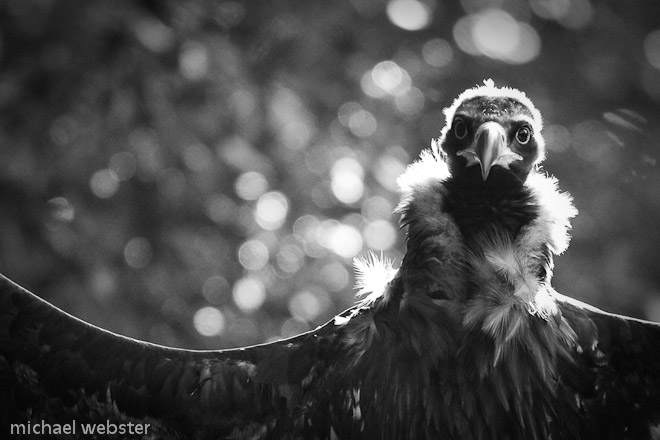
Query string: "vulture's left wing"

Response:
xmin=0 ymin=273 xmax=356 ymax=439
xmin=556 ymin=294 xmax=660 ymax=439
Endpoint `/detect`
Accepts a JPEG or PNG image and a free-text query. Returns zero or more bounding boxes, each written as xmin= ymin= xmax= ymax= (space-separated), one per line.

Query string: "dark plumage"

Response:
xmin=2 ymin=80 xmax=660 ymax=439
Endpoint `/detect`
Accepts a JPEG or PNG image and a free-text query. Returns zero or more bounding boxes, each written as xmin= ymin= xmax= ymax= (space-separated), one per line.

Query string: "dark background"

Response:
xmin=1 ymin=0 xmax=660 ymax=349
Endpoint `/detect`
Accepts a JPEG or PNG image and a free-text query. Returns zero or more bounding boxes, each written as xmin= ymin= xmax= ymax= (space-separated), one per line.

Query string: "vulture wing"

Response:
xmin=0 ymin=273 xmax=364 ymax=439
xmin=556 ymin=294 xmax=660 ymax=439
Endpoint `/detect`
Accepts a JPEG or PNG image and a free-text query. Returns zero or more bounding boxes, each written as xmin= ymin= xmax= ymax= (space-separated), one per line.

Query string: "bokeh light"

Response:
xmin=193 ymin=306 xmax=225 ymax=337
xmin=529 ymin=0 xmax=593 ymax=29
xmin=422 ymin=38 xmax=454 ymax=68
xmin=232 ymin=276 xmax=267 ymax=312
xmin=529 ymin=0 xmax=571 ymax=21
xmin=90 ymin=169 xmax=120 ymax=198
xmin=371 ymin=61 xmax=412 ymax=96
xmin=331 ymin=157 xmax=365 ymax=204
xmin=395 ymin=87 xmax=425 ymax=116
xmin=238 ymin=239 xmax=270 ymax=271
xmin=275 ymin=243 xmax=306 ymax=274
xmin=337 ymin=102 xmax=378 ymax=137
xmin=235 ymin=171 xmax=269 ymax=201
xmin=124 ymin=237 xmax=153 ymax=269
xmin=288 ymin=290 xmax=322 ymax=322
xmin=179 ymin=42 xmax=209 ymax=81
xmin=362 ymin=196 xmax=394 ymax=221
xmin=325 ymin=222 xmax=363 ymax=259
xmin=255 ymin=191 xmax=289 ymax=230
xmin=109 ymin=152 xmax=137 ymax=181
xmin=386 ymin=0 xmax=432 ymax=31
xmin=454 ymin=9 xmax=541 ymax=64
xmin=319 ymin=261 xmax=351 ymax=292
xmin=363 ymin=219 xmax=398 ymax=251
xmin=374 ymin=154 xmax=407 ymax=192
xmin=292 ymin=215 xmax=326 ymax=258
xmin=133 ymin=17 xmax=174 ymax=53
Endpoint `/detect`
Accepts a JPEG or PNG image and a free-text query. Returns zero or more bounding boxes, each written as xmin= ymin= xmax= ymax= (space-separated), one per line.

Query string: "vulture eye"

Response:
xmin=453 ymin=118 xmax=468 ymax=140
xmin=515 ymin=126 xmax=532 ymax=145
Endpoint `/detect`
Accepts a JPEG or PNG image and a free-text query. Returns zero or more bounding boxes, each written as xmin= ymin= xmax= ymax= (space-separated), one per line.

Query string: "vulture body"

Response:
xmin=3 ymin=81 xmax=660 ymax=439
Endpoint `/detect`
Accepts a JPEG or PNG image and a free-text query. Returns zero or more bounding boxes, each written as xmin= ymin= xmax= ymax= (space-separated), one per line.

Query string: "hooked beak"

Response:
xmin=457 ymin=121 xmax=522 ymax=181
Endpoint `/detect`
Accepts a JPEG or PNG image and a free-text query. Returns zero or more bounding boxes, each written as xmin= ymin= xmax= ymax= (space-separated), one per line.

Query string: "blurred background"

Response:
xmin=1 ymin=0 xmax=660 ymax=349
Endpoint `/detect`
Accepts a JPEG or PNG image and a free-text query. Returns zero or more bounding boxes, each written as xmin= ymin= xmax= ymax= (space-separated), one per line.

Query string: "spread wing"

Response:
xmin=0 ymin=273 xmax=360 ymax=439
xmin=556 ymin=294 xmax=660 ymax=439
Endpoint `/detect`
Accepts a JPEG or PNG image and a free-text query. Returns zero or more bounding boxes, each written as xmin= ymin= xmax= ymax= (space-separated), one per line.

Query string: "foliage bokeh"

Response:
xmin=1 ymin=0 xmax=660 ymax=349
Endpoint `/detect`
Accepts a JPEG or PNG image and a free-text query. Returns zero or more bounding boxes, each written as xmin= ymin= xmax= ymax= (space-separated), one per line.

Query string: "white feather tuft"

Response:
xmin=353 ymin=252 xmax=397 ymax=305
xmin=528 ymin=286 xmax=558 ymax=319
xmin=396 ymin=145 xmax=449 ymax=197
xmin=525 ymin=172 xmax=578 ymax=254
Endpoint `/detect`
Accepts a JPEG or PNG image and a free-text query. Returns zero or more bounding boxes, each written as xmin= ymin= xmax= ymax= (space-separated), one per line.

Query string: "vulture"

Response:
xmin=2 ymin=80 xmax=660 ymax=440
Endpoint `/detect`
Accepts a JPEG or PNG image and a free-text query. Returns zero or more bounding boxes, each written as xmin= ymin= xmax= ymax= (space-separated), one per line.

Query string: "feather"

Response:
xmin=396 ymin=140 xmax=449 ymax=198
xmin=524 ymin=172 xmax=578 ymax=255
xmin=353 ymin=251 xmax=397 ymax=306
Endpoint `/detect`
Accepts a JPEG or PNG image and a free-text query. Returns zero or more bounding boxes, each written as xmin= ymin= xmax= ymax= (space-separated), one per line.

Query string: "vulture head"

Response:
xmin=439 ymin=79 xmax=545 ymax=184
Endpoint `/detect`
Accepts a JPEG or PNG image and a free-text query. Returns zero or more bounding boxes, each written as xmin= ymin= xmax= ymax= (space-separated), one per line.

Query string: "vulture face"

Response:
xmin=440 ymin=81 xmax=545 ymax=183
